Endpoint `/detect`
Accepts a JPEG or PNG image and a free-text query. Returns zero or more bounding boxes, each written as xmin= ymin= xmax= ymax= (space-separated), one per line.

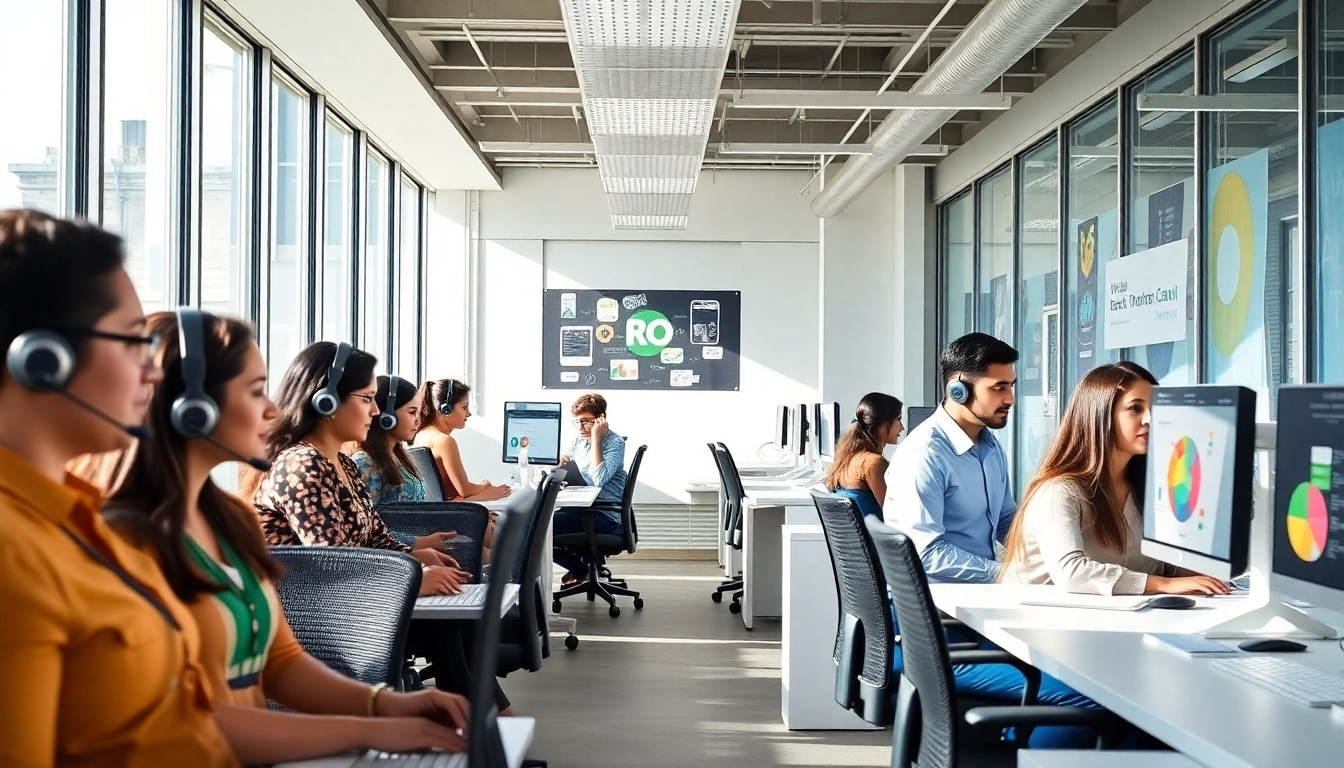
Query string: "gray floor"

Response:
xmin=503 ymin=559 xmax=895 ymax=768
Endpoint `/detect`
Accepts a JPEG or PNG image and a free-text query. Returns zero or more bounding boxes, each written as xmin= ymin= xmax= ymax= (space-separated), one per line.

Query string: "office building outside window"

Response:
xmin=267 ymin=75 xmax=310 ymax=376
xmin=323 ymin=117 xmax=354 ymax=342
xmin=0 ymin=1 xmax=63 ymax=216
xmin=200 ymin=19 xmax=253 ymax=321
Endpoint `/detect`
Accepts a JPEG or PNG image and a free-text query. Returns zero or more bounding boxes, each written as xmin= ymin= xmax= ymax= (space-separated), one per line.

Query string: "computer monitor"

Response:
xmin=501 ymin=402 xmax=562 ymax=465
xmin=774 ymin=405 xmax=789 ymax=449
xmin=782 ymin=403 xmax=807 ymax=458
xmin=906 ymin=406 xmax=936 ymax=433
xmin=814 ymin=402 xmax=840 ymax=459
xmin=1270 ymin=385 xmax=1344 ymax=616
xmin=1141 ymin=385 xmax=1256 ymax=581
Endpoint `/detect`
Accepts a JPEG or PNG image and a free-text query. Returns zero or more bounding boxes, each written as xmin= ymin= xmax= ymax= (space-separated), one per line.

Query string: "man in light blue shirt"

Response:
xmin=883 ymin=332 xmax=1018 ymax=583
xmin=553 ymin=393 xmax=627 ymax=583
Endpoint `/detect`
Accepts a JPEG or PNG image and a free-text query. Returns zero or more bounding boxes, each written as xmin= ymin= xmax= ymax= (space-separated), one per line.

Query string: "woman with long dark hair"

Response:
xmin=413 ymin=378 xmax=509 ymax=502
xmin=1000 ymin=361 xmax=1228 ymax=596
xmin=823 ymin=392 xmax=905 ymax=519
xmin=353 ymin=375 xmax=429 ymax=506
xmin=92 ymin=310 xmax=469 ymax=764
xmin=243 ymin=341 xmax=464 ymax=596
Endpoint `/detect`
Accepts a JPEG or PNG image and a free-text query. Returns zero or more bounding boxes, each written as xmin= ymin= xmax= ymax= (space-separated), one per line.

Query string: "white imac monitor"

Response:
xmin=1270 ymin=385 xmax=1344 ymax=616
xmin=501 ymin=402 xmax=562 ymax=465
xmin=1141 ymin=385 xmax=1256 ymax=581
xmin=774 ymin=405 xmax=789 ymax=449
xmin=814 ymin=402 xmax=840 ymax=460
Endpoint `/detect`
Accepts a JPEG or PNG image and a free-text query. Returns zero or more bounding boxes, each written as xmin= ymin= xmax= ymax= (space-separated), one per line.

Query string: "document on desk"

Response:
xmin=1018 ymin=595 xmax=1152 ymax=611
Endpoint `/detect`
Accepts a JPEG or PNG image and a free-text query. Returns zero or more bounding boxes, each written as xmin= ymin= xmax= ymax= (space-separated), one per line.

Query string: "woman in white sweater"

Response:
xmin=1000 ymin=362 xmax=1229 ymax=596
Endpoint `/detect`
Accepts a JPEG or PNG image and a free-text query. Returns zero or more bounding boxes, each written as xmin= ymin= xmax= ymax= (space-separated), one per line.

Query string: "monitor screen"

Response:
xmin=1141 ymin=386 xmax=1255 ymax=579
xmin=815 ymin=402 xmax=840 ymax=459
xmin=907 ymin=406 xmax=936 ymax=433
xmin=501 ymin=402 xmax=562 ymax=465
xmin=1272 ymin=386 xmax=1344 ymax=600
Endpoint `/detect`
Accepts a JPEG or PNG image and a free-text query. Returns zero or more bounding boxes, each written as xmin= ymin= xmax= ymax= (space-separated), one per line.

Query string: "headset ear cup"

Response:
xmin=378 ymin=411 xmax=397 ymax=431
xmin=311 ymin=391 xmax=338 ymax=417
xmin=948 ymin=379 xmax=970 ymax=405
xmin=171 ymin=396 xmax=220 ymax=437
xmin=6 ymin=331 xmax=76 ymax=391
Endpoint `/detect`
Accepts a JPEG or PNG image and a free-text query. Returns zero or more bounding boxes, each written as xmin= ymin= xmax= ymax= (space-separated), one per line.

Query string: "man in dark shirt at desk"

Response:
xmin=553 ymin=393 xmax=626 ymax=586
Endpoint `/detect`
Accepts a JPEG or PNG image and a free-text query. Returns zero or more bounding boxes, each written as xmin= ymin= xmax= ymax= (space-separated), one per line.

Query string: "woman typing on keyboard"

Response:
xmin=81 ymin=310 xmax=473 ymax=765
xmin=1000 ymin=362 xmax=1229 ymax=596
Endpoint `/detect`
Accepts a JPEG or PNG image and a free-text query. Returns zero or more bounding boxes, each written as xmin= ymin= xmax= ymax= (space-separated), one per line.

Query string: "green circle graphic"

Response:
xmin=626 ymin=309 xmax=674 ymax=357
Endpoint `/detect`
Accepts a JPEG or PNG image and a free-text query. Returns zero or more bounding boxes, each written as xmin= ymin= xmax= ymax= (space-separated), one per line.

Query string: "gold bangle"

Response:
xmin=367 ymin=683 xmax=389 ymax=717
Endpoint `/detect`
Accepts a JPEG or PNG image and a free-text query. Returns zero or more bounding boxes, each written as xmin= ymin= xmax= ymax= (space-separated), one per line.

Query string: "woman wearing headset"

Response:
xmin=92 ymin=310 xmax=470 ymax=764
xmin=242 ymin=342 xmax=465 ymax=596
xmin=0 ymin=211 xmax=236 ymax=766
xmin=413 ymin=378 xmax=509 ymax=502
xmin=353 ymin=375 xmax=431 ymax=506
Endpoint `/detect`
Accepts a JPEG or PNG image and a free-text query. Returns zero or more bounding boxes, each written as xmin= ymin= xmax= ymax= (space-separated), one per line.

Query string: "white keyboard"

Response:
xmin=352 ymin=751 xmax=465 ymax=768
xmin=418 ymin=583 xmax=487 ymax=608
xmin=1210 ymin=656 xmax=1344 ymax=707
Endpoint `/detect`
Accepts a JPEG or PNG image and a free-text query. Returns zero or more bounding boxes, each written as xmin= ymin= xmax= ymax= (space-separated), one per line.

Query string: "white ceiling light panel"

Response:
xmin=559 ymin=0 xmax=742 ymax=230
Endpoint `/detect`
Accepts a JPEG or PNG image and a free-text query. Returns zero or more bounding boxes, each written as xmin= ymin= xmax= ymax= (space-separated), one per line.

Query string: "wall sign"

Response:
xmin=542 ymin=289 xmax=741 ymax=391
xmin=1103 ymin=239 xmax=1188 ymax=350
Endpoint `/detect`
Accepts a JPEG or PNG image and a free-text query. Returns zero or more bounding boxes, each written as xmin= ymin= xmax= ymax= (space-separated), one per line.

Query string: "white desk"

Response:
xmin=412 ymin=583 xmax=520 ymax=620
xmin=928 ymin=583 xmax=1344 ymax=768
xmin=1019 ymin=751 xmax=1198 ymax=768
xmin=740 ymin=486 xmax=818 ymax=630
xmin=277 ymin=716 xmax=536 ymax=768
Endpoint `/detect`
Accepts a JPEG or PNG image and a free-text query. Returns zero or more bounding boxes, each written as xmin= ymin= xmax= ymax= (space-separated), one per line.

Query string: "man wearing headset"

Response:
xmin=883 ymin=332 xmax=1019 ymax=584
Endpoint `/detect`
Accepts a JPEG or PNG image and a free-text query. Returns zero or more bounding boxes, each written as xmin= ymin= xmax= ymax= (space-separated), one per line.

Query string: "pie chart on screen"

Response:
xmin=1287 ymin=483 xmax=1329 ymax=562
xmin=1167 ymin=436 xmax=1201 ymax=523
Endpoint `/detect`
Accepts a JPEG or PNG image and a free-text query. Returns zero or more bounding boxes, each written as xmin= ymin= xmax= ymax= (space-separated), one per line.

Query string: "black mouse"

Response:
xmin=1238 ymin=638 xmax=1308 ymax=653
xmin=1147 ymin=595 xmax=1197 ymax=610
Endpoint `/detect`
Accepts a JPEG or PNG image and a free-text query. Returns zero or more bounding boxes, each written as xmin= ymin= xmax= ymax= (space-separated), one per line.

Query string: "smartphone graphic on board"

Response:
xmin=690 ymin=300 xmax=719 ymax=346
xmin=559 ymin=326 xmax=593 ymax=367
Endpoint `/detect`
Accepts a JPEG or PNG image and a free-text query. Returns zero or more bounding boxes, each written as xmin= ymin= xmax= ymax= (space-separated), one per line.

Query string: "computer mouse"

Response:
xmin=1238 ymin=638 xmax=1308 ymax=653
xmin=1147 ymin=595 xmax=1197 ymax=610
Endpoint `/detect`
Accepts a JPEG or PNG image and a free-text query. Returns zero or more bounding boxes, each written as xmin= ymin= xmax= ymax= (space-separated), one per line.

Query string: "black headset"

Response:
xmin=310 ymin=342 xmax=352 ymax=417
xmin=378 ymin=375 xmax=405 ymax=431
xmin=437 ymin=380 xmax=457 ymax=416
xmin=6 ymin=329 xmax=76 ymax=392
xmin=170 ymin=308 xmax=219 ymax=437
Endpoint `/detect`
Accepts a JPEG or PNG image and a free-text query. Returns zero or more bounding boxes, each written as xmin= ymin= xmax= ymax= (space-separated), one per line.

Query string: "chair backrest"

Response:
xmin=865 ymin=516 xmax=959 ymax=768
xmin=503 ymin=469 xmax=565 ymax=672
xmin=707 ymin=442 xmax=732 ymax=535
xmin=269 ymin=547 xmax=421 ymax=689
xmin=469 ymin=488 xmax=533 ymax=768
xmin=616 ymin=444 xmax=646 ymax=553
xmin=811 ymin=490 xmax=897 ymax=726
xmin=376 ymin=502 xmax=491 ymax=581
xmin=405 ymin=445 xmax=446 ymax=502
xmin=715 ymin=443 xmax=746 ymax=550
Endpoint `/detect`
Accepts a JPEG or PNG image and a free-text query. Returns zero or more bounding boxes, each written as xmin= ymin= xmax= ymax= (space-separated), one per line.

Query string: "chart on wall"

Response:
xmin=1205 ymin=149 xmax=1268 ymax=390
xmin=541 ymin=289 xmax=741 ymax=391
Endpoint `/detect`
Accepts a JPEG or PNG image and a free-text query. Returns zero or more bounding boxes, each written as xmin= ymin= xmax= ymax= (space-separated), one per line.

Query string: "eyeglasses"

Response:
xmin=57 ymin=328 xmax=161 ymax=364
xmin=573 ymin=418 xmax=596 ymax=427
xmin=349 ymin=393 xmax=376 ymax=405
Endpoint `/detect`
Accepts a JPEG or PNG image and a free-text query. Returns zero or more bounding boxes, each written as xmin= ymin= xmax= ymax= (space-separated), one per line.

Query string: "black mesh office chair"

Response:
xmin=377 ymin=501 xmax=491 ymax=582
xmin=552 ymin=445 xmax=646 ymax=618
xmin=499 ymin=470 xmax=568 ymax=669
xmin=863 ymin=517 xmax=1127 ymax=768
xmin=405 ymin=445 xmax=447 ymax=501
xmin=708 ymin=442 xmax=746 ymax=612
xmin=270 ymin=547 xmax=420 ymax=689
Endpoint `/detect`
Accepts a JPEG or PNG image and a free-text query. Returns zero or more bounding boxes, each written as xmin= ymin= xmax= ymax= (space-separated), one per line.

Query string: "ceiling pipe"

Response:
xmin=811 ymin=0 xmax=1089 ymax=218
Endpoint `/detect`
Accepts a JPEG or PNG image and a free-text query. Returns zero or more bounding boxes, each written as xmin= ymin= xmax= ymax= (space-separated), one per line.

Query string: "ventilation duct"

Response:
xmin=811 ymin=0 xmax=1089 ymax=218
xmin=559 ymin=0 xmax=741 ymax=230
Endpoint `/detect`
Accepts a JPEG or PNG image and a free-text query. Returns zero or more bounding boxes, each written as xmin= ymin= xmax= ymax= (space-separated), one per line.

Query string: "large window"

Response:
xmin=394 ymin=176 xmax=422 ymax=379
xmin=0 ymin=0 xmax=62 ymax=215
xmin=977 ymin=166 xmax=1015 ymax=466
xmin=1016 ymin=139 xmax=1061 ymax=490
xmin=267 ymin=75 xmax=310 ymax=375
xmin=362 ymin=151 xmax=392 ymax=364
xmin=1125 ymin=51 xmax=1196 ymax=385
xmin=1317 ymin=0 xmax=1344 ymax=382
xmin=940 ymin=192 xmax=975 ymax=355
xmin=322 ymin=117 xmax=354 ymax=342
xmin=1204 ymin=0 xmax=1298 ymax=417
xmin=102 ymin=0 xmax=172 ymax=312
xmin=1064 ymin=97 xmax=1121 ymax=396
xmin=199 ymin=20 xmax=252 ymax=320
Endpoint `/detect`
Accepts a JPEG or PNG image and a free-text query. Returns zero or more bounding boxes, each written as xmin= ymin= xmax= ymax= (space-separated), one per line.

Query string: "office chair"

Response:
xmin=405 ymin=445 xmax=447 ymax=501
xmin=708 ymin=442 xmax=745 ymax=612
xmin=552 ymin=444 xmax=646 ymax=618
xmin=269 ymin=547 xmax=420 ymax=690
xmin=499 ymin=470 xmax=568 ymax=669
xmin=378 ymin=501 xmax=492 ymax=582
xmin=864 ymin=517 xmax=1127 ymax=768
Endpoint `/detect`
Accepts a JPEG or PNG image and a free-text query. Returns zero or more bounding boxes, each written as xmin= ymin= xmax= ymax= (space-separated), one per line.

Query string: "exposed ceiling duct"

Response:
xmin=811 ymin=0 xmax=1090 ymax=218
xmin=558 ymin=0 xmax=742 ymax=230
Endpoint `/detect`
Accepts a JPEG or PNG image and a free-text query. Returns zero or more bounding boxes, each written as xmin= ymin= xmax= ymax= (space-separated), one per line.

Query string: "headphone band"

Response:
xmin=327 ymin=342 xmax=351 ymax=398
xmin=177 ymin=308 xmax=206 ymax=401
xmin=439 ymin=380 xmax=457 ymax=415
xmin=385 ymin=375 xmax=403 ymax=417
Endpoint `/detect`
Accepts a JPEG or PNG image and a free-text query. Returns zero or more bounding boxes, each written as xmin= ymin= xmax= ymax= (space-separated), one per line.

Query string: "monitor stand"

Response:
xmin=1197 ymin=568 xmax=1340 ymax=639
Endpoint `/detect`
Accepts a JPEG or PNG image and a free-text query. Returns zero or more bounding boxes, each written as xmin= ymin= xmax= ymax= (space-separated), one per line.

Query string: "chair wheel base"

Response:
xmin=633 ymin=598 xmax=644 ymax=610
xmin=728 ymin=601 xmax=742 ymax=615
xmin=565 ymin=635 xmax=579 ymax=650
xmin=552 ymin=600 xmax=562 ymax=613
xmin=609 ymin=605 xmax=621 ymax=618
xmin=710 ymin=591 xmax=723 ymax=603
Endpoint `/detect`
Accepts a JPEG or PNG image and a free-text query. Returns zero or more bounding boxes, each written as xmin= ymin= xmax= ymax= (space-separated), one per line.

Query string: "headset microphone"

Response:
xmin=50 ymin=386 xmax=153 ymax=441
xmin=198 ymin=432 xmax=272 ymax=472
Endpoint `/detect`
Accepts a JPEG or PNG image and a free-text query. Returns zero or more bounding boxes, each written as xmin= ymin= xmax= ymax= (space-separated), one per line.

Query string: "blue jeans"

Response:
xmin=552 ymin=508 xmax=623 ymax=574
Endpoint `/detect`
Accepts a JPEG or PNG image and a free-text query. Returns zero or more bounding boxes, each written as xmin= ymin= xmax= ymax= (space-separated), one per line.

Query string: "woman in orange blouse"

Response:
xmin=88 ymin=310 xmax=472 ymax=764
xmin=0 ymin=210 xmax=236 ymax=768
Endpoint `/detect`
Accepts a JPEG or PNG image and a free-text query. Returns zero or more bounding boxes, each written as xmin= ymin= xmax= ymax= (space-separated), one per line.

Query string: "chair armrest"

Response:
xmin=964 ymin=705 xmax=1128 ymax=749
xmin=947 ymin=649 xmax=1042 ymax=706
xmin=892 ymin=634 xmax=980 ymax=652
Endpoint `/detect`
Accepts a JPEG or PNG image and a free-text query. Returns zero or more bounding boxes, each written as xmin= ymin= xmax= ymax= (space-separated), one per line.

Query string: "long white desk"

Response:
xmin=277 ymin=716 xmax=536 ymax=768
xmin=928 ymin=583 xmax=1344 ymax=768
xmin=740 ymin=486 xmax=818 ymax=629
xmin=412 ymin=583 xmax=520 ymax=620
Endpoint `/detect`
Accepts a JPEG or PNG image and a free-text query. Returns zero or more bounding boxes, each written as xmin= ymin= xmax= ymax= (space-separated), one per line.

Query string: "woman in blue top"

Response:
xmin=823 ymin=392 xmax=904 ymax=519
xmin=352 ymin=375 xmax=428 ymax=506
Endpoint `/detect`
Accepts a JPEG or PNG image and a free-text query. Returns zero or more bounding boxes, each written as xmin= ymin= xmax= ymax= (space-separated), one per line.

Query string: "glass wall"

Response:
xmin=1064 ymin=97 xmax=1121 ymax=397
xmin=1318 ymin=0 xmax=1344 ymax=381
xmin=199 ymin=19 xmax=252 ymax=320
xmin=102 ymin=0 xmax=172 ymax=312
xmin=940 ymin=192 xmax=975 ymax=355
xmin=1015 ymin=138 xmax=1061 ymax=490
xmin=362 ymin=151 xmax=392 ymax=365
xmin=323 ymin=117 xmax=354 ymax=342
xmin=1204 ymin=0 xmax=1298 ymax=418
xmin=977 ymin=167 xmax=1016 ymax=465
xmin=395 ymin=176 xmax=422 ymax=379
xmin=1125 ymin=51 xmax=1197 ymax=385
xmin=267 ymin=75 xmax=310 ymax=375
xmin=0 ymin=0 xmax=63 ymax=215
